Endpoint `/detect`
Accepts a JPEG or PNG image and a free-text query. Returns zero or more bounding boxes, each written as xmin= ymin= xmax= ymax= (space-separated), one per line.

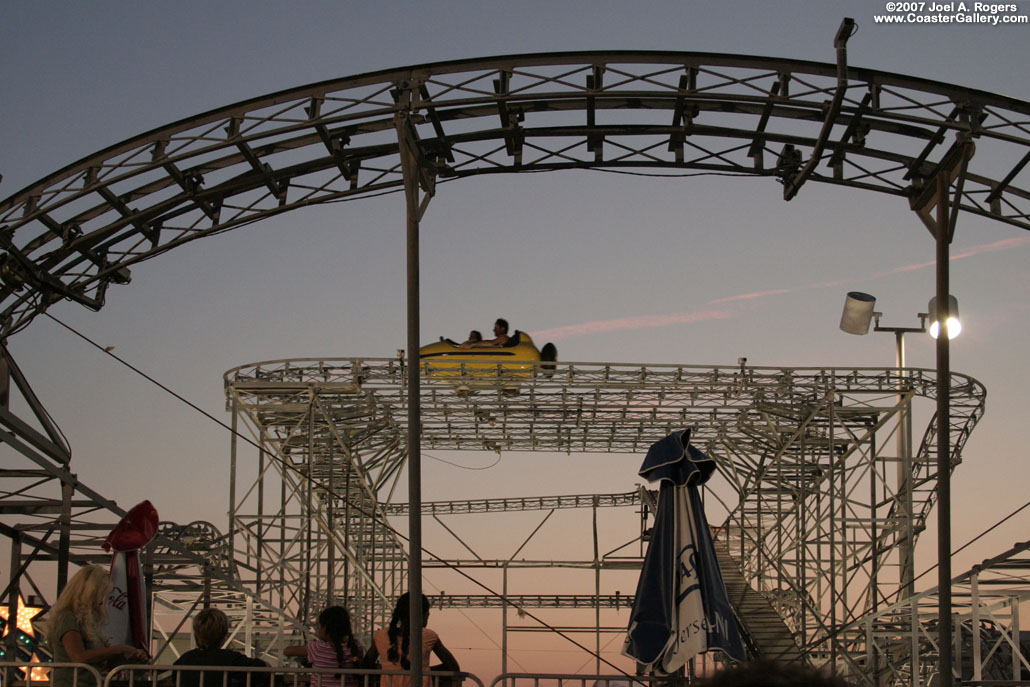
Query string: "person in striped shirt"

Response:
xmin=285 ymin=606 xmax=365 ymax=687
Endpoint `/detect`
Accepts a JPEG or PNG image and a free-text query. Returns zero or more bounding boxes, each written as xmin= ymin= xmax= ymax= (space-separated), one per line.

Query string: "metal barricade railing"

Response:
xmin=0 ymin=661 xmax=103 ymax=687
xmin=103 ymin=665 xmax=484 ymax=687
xmin=487 ymin=674 xmax=690 ymax=687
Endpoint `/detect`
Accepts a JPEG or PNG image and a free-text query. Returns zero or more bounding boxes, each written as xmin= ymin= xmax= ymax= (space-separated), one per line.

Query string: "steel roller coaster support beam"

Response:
xmin=397 ymin=82 xmax=437 ymax=687
xmin=917 ymin=137 xmax=973 ymax=687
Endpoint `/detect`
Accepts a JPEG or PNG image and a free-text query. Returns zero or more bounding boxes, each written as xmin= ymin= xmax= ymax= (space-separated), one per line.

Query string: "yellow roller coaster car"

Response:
xmin=418 ymin=331 xmax=557 ymax=377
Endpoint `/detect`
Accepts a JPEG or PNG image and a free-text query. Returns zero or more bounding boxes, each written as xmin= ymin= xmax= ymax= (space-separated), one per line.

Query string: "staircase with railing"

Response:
xmin=714 ymin=537 xmax=803 ymax=664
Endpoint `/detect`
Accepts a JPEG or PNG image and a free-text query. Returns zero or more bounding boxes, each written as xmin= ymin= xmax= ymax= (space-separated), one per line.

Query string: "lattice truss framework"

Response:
xmin=223 ymin=357 xmax=985 ymax=676
xmin=0 ymin=343 xmax=311 ymax=660
xmin=0 ymin=447 xmax=302 ymax=650
xmin=848 ymin=541 xmax=1030 ymax=686
xmin=225 ymin=362 xmax=410 ymax=638
xmin=1 ymin=53 xmax=1028 ymax=336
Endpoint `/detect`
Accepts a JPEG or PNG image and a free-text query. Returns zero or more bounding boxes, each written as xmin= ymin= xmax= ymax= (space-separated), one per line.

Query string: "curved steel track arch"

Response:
xmin=0 ymin=51 xmax=1028 ymax=336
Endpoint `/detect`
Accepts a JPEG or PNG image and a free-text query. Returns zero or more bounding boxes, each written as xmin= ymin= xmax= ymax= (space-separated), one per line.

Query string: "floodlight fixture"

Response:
xmin=838 ymin=289 xmax=931 ymax=601
xmin=928 ymin=295 xmax=961 ymax=340
xmin=839 ymin=291 xmax=876 ymax=335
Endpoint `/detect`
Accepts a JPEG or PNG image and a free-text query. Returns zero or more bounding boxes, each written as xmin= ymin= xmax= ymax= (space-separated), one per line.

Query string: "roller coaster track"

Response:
xmin=224 ymin=357 xmax=985 ymax=662
xmin=0 ymin=47 xmax=1018 ymax=679
xmin=0 ymin=52 xmax=1027 ymax=337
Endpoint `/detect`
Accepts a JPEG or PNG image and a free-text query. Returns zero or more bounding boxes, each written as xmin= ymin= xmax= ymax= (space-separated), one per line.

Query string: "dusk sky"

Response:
xmin=1 ymin=0 xmax=1028 ymax=678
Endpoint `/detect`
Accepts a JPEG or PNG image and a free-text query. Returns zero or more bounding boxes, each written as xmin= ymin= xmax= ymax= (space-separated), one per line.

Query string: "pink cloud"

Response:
xmin=531 ymin=308 xmax=735 ymax=341
xmin=868 ymin=236 xmax=1030 ymax=278
xmin=951 ymin=235 xmax=1030 ymax=259
xmin=711 ymin=288 xmax=793 ymax=304
xmin=530 ymin=236 xmax=1029 ymax=342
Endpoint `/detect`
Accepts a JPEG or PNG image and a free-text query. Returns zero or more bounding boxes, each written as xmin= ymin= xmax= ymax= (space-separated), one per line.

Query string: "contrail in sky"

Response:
xmin=711 ymin=288 xmax=793 ymax=304
xmin=531 ymin=236 xmax=1030 ymax=342
xmin=530 ymin=309 xmax=735 ymax=341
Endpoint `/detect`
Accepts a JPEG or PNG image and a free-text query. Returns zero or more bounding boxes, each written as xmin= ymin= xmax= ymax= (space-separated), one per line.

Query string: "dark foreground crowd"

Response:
xmin=46 ymin=564 xmax=457 ymax=687
xmin=44 ymin=563 xmax=852 ymax=687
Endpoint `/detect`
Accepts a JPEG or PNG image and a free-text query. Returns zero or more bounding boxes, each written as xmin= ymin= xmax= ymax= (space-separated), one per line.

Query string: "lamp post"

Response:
xmin=875 ymin=312 xmax=925 ymax=602
xmin=840 ymin=291 xmax=961 ymax=680
xmin=840 ymin=292 xmax=928 ymax=599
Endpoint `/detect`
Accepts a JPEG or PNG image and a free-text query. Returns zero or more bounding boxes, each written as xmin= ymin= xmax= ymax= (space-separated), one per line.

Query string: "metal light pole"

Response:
xmin=933 ymin=175 xmax=954 ymax=687
xmin=396 ymin=94 xmax=427 ymax=687
xmin=841 ymin=291 xmax=966 ymax=683
xmin=871 ymin=311 xmax=927 ymax=601
xmin=914 ymin=139 xmax=971 ymax=687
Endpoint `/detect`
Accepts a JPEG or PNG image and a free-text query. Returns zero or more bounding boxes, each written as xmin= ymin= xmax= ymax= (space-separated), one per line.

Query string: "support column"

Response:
xmin=245 ymin=595 xmax=254 ymax=658
xmin=58 ymin=481 xmax=73 ymax=592
xmin=912 ymin=137 xmax=971 ymax=687
xmin=829 ymin=395 xmax=838 ymax=670
xmin=911 ymin=603 xmax=921 ymax=687
xmin=343 ymin=466 xmax=351 ymax=609
xmin=1011 ymin=599 xmax=1020 ymax=682
xmin=396 ymin=94 xmax=425 ymax=687
xmin=593 ymin=496 xmax=600 ymax=675
xmin=895 ymin=333 xmax=915 ymax=600
xmin=257 ymin=442 xmax=265 ymax=596
xmin=502 ymin=566 xmax=508 ymax=680
xmin=144 ymin=541 xmax=155 ymax=655
xmin=799 ymin=434 xmax=807 ymax=644
xmin=328 ymin=438 xmax=336 ymax=606
xmin=229 ymin=394 xmax=239 ymax=581
xmin=865 ymin=619 xmax=875 ymax=686
xmin=5 ymin=533 xmax=22 ymax=681
xmin=971 ymin=573 xmax=981 ymax=683
xmin=279 ymin=460 xmax=287 ymax=613
xmin=935 ymin=171 xmax=954 ymax=687
xmin=305 ymin=402 xmax=314 ymax=625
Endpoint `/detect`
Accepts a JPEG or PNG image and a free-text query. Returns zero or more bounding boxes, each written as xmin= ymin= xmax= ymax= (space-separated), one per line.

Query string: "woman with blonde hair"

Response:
xmin=46 ymin=564 xmax=148 ymax=687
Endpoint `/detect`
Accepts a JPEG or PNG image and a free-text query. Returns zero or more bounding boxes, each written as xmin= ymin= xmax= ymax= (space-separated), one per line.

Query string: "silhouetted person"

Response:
xmin=461 ymin=319 xmax=510 ymax=348
xmin=361 ymin=593 xmax=459 ymax=687
xmin=459 ymin=330 xmax=482 ymax=346
xmin=174 ymin=608 xmax=268 ymax=687
xmin=285 ymin=606 xmax=364 ymax=687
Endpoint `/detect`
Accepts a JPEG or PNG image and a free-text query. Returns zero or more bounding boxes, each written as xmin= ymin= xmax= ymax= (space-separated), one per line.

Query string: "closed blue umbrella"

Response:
xmin=623 ymin=430 xmax=746 ymax=671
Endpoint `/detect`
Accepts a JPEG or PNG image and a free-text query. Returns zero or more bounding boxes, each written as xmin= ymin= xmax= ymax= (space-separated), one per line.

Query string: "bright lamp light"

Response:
xmin=928 ymin=295 xmax=961 ymax=340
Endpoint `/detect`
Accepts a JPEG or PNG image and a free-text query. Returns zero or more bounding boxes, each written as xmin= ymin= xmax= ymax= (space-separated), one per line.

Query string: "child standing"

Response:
xmin=285 ymin=606 xmax=365 ymax=687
